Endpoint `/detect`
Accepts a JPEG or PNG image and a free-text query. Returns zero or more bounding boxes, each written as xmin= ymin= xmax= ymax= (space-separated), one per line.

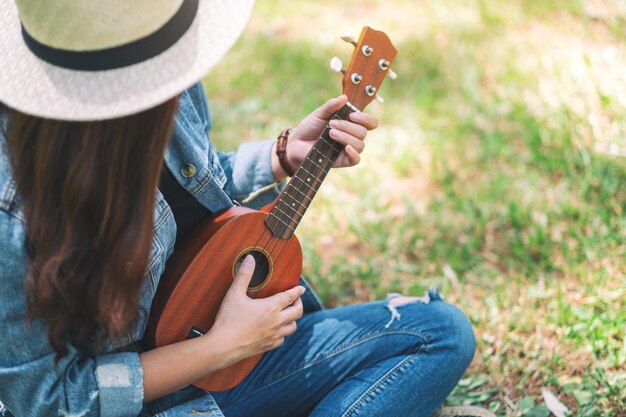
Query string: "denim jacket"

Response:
xmin=0 ymin=83 xmax=321 ymax=417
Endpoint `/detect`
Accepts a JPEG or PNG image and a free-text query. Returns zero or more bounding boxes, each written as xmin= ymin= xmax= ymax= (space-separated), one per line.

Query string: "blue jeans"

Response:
xmin=1 ymin=290 xmax=474 ymax=417
xmin=209 ymin=290 xmax=476 ymax=417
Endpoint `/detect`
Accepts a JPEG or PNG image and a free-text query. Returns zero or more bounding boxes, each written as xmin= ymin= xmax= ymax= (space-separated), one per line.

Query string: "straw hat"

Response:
xmin=0 ymin=0 xmax=255 ymax=121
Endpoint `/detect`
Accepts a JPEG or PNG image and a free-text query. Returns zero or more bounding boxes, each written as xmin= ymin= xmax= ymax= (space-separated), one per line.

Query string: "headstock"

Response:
xmin=330 ymin=27 xmax=398 ymax=111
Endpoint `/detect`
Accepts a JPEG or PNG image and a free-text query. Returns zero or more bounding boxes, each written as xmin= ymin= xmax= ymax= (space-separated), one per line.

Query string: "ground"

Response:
xmin=203 ymin=1 xmax=626 ymax=415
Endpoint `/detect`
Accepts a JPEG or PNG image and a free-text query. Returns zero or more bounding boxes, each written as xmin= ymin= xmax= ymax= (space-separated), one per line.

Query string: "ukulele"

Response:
xmin=144 ymin=26 xmax=397 ymax=391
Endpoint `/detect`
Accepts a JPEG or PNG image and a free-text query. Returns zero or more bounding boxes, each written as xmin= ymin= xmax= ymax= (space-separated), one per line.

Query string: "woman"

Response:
xmin=0 ymin=1 xmax=476 ymax=416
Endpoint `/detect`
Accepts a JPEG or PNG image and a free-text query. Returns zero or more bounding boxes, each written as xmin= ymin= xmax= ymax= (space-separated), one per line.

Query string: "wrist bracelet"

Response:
xmin=276 ymin=128 xmax=296 ymax=177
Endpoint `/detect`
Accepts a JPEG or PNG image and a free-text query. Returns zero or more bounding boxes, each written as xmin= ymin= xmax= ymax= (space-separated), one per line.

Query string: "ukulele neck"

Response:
xmin=265 ymin=103 xmax=356 ymax=239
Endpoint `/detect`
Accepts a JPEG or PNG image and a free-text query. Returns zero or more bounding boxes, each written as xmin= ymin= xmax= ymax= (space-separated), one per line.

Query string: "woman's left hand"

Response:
xmin=272 ymin=95 xmax=378 ymax=181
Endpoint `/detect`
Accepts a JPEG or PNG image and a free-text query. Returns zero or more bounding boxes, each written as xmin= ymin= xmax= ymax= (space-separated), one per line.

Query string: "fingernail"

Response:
xmin=300 ymin=286 xmax=306 ymax=293
xmin=243 ymin=255 xmax=254 ymax=266
xmin=329 ymin=120 xmax=338 ymax=127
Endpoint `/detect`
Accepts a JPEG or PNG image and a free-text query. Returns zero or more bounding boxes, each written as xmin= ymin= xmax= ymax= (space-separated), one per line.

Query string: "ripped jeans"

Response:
xmin=210 ymin=290 xmax=476 ymax=417
xmin=0 ymin=292 xmax=475 ymax=417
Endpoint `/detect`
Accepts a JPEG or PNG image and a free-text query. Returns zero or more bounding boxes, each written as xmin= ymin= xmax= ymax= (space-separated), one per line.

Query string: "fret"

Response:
xmin=277 ymin=197 xmax=301 ymax=215
xmin=287 ymin=185 xmax=313 ymax=203
xmin=279 ymin=195 xmax=307 ymax=215
xmin=321 ymin=135 xmax=343 ymax=152
xmin=311 ymin=147 xmax=334 ymax=165
xmin=298 ymin=166 xmax=322 ymax=182
xmin=315 ymin=130 xmax=335 ymax=148
xmin=316 ymin=143 xmax=341 ymax=161
xmin=316 ymin=135 xmax=340 ymax=153
xmin=306 ymin=156 xmax=329 ymax=173
xmin=275 ymin=203 xmax=302 ymax=221
xmin=268 ymin=212 xmax=296 ymax=232
xmin=292 ymin=175 xmax=317 ymax=192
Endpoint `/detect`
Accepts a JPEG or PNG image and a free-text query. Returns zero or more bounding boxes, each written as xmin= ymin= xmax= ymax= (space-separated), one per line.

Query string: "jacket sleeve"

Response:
xmin=185 ymin=82 xmax=284 ymax=209
xmin=217 ymin=139 xmax=284 ymax=209
xmin=0 ymin=211 xmax=144 ymax=417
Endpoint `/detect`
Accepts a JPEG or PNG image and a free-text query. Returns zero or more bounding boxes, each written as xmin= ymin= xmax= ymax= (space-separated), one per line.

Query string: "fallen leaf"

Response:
xmin=541 ymin=388 xmax=570 ymax=417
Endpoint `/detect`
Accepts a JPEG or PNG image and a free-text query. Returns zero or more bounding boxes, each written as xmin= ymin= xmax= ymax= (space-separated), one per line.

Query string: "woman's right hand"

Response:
xmin=208 ymin=255 xmax=305 ymax=365
xmin=140 ymin=255 xmax=305 ymax=401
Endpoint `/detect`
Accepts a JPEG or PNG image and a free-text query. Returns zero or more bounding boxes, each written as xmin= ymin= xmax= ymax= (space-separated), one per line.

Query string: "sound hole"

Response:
xmin=236 ymin=250 xmax=270 ymax=289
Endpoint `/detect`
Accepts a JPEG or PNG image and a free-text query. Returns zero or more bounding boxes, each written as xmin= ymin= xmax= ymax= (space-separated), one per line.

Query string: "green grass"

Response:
xmin=204 ymin=1 xmax=626 ymax=415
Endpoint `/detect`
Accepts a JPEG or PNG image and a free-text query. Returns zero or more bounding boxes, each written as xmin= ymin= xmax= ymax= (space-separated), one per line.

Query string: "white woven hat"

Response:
xmin=0 ymin=0 xmax=255 ymax=121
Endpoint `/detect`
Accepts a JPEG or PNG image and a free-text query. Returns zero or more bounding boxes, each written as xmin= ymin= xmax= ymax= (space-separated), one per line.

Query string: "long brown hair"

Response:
xmin=6 ymin=98 xmax=179 ymax=359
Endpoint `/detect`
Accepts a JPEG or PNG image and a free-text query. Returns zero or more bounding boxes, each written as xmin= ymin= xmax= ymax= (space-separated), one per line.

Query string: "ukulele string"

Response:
xmin=261 ymin=130 xmax=336 ymax=274
xmin=249 ymin=184 xmax=299 ymax=259
xmin=256 ymin=127 xmax=335 ymax=279
xmin=263 ymin=116 xmax=356 ymax=275
xmin=250 ymin=184 xmax=304 ymax=263
xmin=240 ymin=211 xmax=279 ymax=283
xmin=255 ymin=167 xmax=308 ymax=279
xmin=260 ymin=50 xmax=373 ymax=283
xmin=262 ymin=167 xmax=320 ymax=273
xmin=254 ymin=47 xmax=374 ymax=292
xmin=244 ymin=162 xmax=311 ymax=281
xmin=247 ymin=190 xmax=296 ymax=286
xmin=263 ymin=108 xmax=346 ymax=269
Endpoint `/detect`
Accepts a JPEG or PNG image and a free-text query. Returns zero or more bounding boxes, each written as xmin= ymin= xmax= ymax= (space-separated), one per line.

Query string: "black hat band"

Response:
xmin=21 ymin=0 xmax=199 ymax=72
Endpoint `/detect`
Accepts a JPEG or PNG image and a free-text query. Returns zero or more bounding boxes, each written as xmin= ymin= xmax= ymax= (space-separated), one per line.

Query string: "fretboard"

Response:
xmin=265 ymin=104 xmax=355 ymax=239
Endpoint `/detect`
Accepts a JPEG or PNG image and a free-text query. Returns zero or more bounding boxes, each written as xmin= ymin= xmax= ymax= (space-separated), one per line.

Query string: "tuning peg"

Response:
xmin=340 ymin=34 xmax=357 ymax=46
xmin=330 ymin=57 xmax=345 ymax=74
xmin=378 ymin=59 xmax=398 ymax=80
xmin=374 ymin=94 xmax=384 ymax=104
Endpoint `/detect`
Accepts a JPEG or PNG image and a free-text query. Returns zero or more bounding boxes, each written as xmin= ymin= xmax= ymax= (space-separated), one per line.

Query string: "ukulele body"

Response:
xmin=144 ymin=205 xmax=303 ymax=391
